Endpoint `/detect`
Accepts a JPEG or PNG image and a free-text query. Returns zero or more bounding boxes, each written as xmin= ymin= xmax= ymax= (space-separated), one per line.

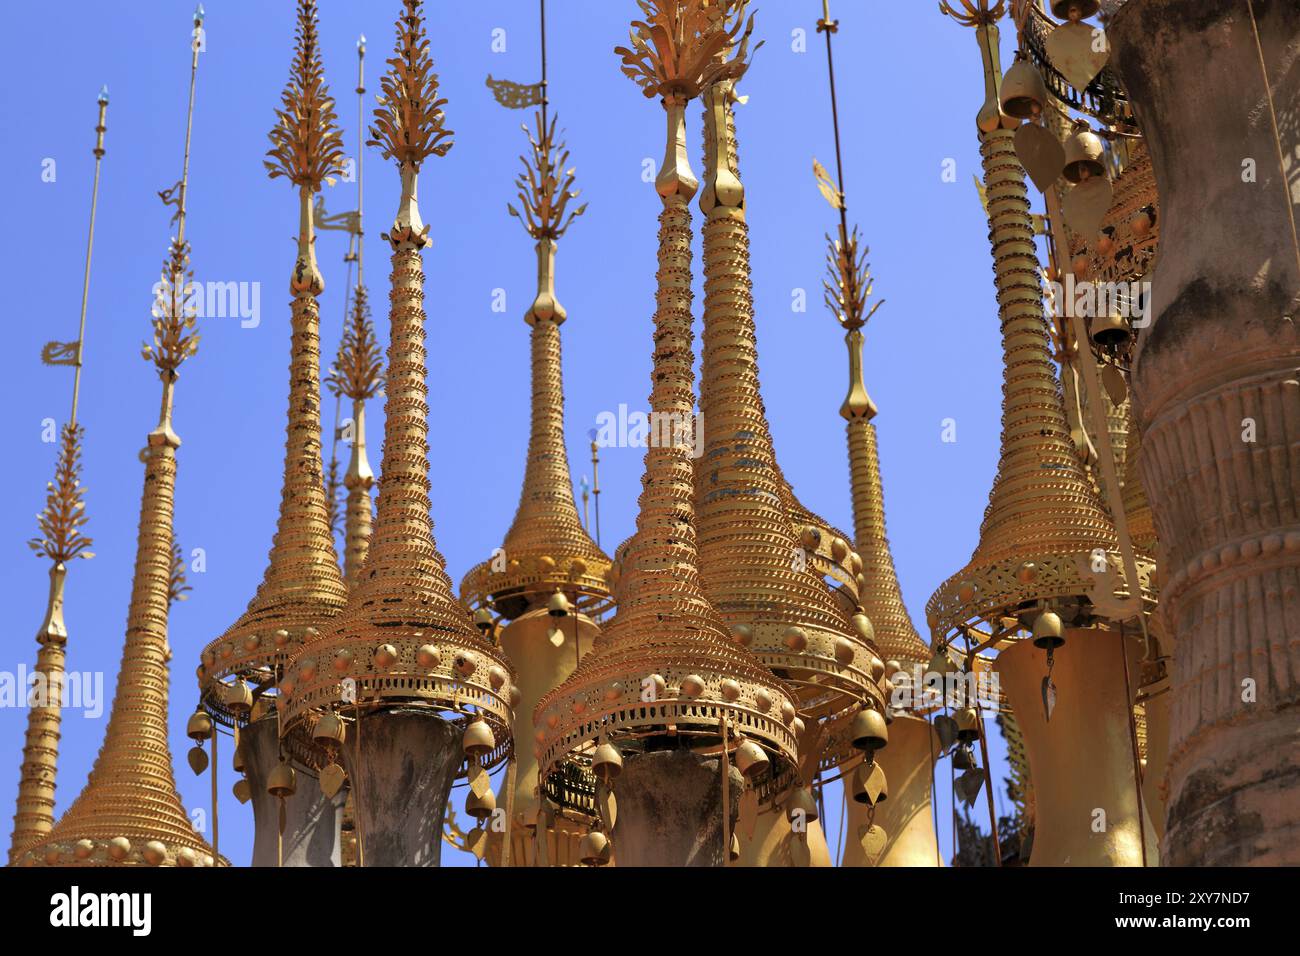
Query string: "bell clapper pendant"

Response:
xmin=1042 ymin=646 xmax=1058 ymax=723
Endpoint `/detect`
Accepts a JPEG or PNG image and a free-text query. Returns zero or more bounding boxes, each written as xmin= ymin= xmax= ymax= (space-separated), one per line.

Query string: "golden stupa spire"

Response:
xmin=536 ymin=0 xmax=797 ymax=819
xmin=198 ymin=0 xmax=348 ymax=729
xmin=281 ymin=0 xmax=514 ymax=768
xmin=8 ymin=87 xmax=107 ymax=862
xmin=926 ymin=1 xmax=1149 ymax=648
xmin=692 ymin=2 xmax=884 ymax=768
xmin=461 ymin=20 xmax=610 ymax=621
xmin=16 ymin=6 xmax=220 ymax=867
xmin=812 ymin=3 xmax=929 ymax=669
xmin=326 ymin=33 xmax=383 ymax=590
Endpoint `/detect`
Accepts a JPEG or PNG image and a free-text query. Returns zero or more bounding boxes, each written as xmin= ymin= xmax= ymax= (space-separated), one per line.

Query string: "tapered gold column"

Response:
xmin=282 ymin=0 xmax=515 ymax=868
xmin=536 ymin=1 xmax=798 ymax=869
xmin=996 ymin=630 xmax=1157 ymax=866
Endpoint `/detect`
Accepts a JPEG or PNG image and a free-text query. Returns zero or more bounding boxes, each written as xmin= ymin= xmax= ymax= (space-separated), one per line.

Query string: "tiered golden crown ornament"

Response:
xmin=458 ymin=0 xmax=612 ymax=867
xmin=8 ymin=88 xmax=108 ymax=863
xmin=15 ymin=6 xmax=222 ymax=868
xmin=535 ymin=0 xmax=798 ymax=869
xmin=280 ymin=0 xmax=515 ymax=867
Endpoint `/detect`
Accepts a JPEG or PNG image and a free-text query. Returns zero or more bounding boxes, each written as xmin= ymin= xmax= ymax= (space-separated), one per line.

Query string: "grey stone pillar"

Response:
xmin=1109 ymin=0 xmax=1300 ymax=866
xmin=338 ymin=709 xmax=461 ymax=867
xmin=243 ymin=717 xmax=343 ymax=867
xmin=609 ymin=749 xmax=742 ymax=867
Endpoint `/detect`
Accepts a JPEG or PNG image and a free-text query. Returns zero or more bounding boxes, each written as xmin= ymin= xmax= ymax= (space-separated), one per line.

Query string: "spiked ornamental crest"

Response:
xmin=824 ymin=224 xmax=883 ymax=333
xmin=617 ymin=0 xmax=760 ymax=100
xmin=367 ymin=0 xmax=453 ymax=171
xmin=508 ymin=112 xmax=587 ymax=240
xmin=142 ymin=239 xmax=200 ymax=377
xmin=326 ymin=285 xmax=384 ymax=402
xmin=264 ymin=0 xmax=346 ymax=190
xmin=28 ymin=424 xmax=94 ymax=564
xmin=938 ymin=0 xmax=1009 ymax=27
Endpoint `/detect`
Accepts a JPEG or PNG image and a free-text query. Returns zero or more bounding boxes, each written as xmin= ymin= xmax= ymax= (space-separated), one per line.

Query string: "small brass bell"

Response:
xmin=267 ymin=761 xmax=297 ymax=799
xmin=1000 ymin=55 xmax=1047 ymax=119
xmin=849 ymin=707 xmax=889 ymax=752
xmin=463 ymin=718 xmax=496 ymax=759
xmin=473 ymin=606 xmax=494 ymax=633
xmin=954 ymin=707 xmax=981 ymax=743
xmin=465 ymin=787 xmax=496 ymax=820
xmin=1062 ymin=122 xmax=1106 ymax=184
xmin=547 ymin=589 xmax=570 ymax=618
xmin=1090 ymin=311 xmax=1133 ymax=350
xmin=1050 ymin=0 xmax=1099 ymax=20
xmin=1032 ymin=608 xmax=1065 ymax=650
xmin=186 ymin=708 xmax=213 ymax=741
xmin=232 ymin=745 xmax=246 ymax=774
xmin=312 ymin=712 xmax=346 ymax=745
xmin=223 ymin=679 xmax=253 ymax=716
xmin=787 ymin=787 xmax=819 ymax=824
xmin=579 ymin=830 xmax=610 ymax=866
xmin=591 ymin=742 xmax=623 ymax=785
xmin=733 ymin=738 xmax=770 ymax=779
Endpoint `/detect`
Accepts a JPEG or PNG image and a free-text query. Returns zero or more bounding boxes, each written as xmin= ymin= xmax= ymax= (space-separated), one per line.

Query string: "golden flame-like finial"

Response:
xmin=264 ymin=0 xmax=346 ymax=190
xmin=367 ymin=0 xmax=453 ymax=170
xmin=507 ymin=112 xmax=588 ymax=240
xmin=938 ymin=0 xmax=1009 ymax=27
xmin=27 ymin=424 xmax=94 ymax=565
xmin=326 ymin=285 xmax=384 ymax=402
xmin=141 ymin=239 xmax=200 ymax=378
xmin=616 ymin=0 xmax=760 ymax=101
xmin=823 ymin=225 xmax=882 ymax=333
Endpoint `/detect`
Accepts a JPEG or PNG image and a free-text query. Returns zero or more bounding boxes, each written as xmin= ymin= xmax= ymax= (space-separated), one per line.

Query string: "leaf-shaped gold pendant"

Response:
xmin=466 ymin=826 xmax=488 ymax=861
xmin=934 ymin=714 xmax=960 ymax=751
xmin=1101 ymin=363 xmax=1128 ymax=406
xmin=320 ymin=762 xmax=347 ymax=799
xmin=1045 ymin=20 xmax=1110 ymax=95
xmin=1014 ymin=122 xmax=1065 ymax=193
xmin=1062 ymin=175 xmax=1114 ymax=241
xmin=856 ymin=760 xmax=888 ymax=807
xmin=468 ymin=762 xmax=491 ymax=799
xmin=232 ymin=778 xmax=252 ymax=805
xmin=858 ymin=823 xmax=888 ymax=863
xmin=788 ymin=831 xmax=812 ymax=867
xmin=187 ymin=744 xmax=208 ymax=776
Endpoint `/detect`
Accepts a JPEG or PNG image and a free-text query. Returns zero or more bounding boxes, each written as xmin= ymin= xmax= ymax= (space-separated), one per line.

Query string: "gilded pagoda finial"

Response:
xmin=616 ymin=0 xmax=758 ymax=101
xmin=28 ymin=424 xmax=94 ymax=565
xmin=263 ymin=0 xmax=345 ymax=191
xmin=367 ymin=0 xmax=453 ymax=171
xmin=507 ymin=112 xmax=587 ymax=241
xmin=938 ymin=0 xmax=1008 ymax=27
xmin=326 ymin=285 xmax=384 ymax=403
xmin=823 ymin=223 xmax=882 ymax=334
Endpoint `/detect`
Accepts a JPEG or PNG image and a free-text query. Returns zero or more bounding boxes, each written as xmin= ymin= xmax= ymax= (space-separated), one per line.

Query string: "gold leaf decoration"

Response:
xmin=264 ymin=0 xmax=346 ymax=190
xmin=326 ymin=284 xmax=384 ymax=402
xmin=486 ymin=74 xmax=544 ymax=110
xmin=142 ymin=238 xmax=200 ymax=376
xmin=29 ymin=423 xmax=93 ymax=564
xmin=615 ymin=0 xmax=762 ymax=101
xmin=823 ymin=224 xmax=884 ymax=330
xmin=508 ymin=111 xmax=588 ymax=240
xmin=812 ymin=157 xmax=842 ymax=210
xmin=366 ymin=0 xmax=454 ymax=170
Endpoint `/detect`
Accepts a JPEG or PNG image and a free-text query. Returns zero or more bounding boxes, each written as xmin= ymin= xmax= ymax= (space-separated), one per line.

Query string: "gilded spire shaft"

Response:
xmin=10 ymin=88 xmax=107 ymax=861
xmin=201 ymin=0 xmax=348 ymax=713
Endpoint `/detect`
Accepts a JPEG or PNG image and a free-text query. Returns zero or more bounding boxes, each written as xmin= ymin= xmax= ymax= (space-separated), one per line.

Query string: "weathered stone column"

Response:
xmin=337 ymin=710 xmax=461 ymax=867
xmin=610 ymin=751 xmax=742 ymax=867
xmin=996 ymin=630 xmax=1158 ymax=866
xmin=243 ymin=718 xmax=342 ymax=867
xmin=1108 ymin=0 xmax=1300 ymax=866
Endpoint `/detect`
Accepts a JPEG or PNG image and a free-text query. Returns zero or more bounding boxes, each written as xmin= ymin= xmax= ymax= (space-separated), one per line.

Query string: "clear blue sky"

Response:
xmin=0 ymin=0 xmax=1027 ymax=866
